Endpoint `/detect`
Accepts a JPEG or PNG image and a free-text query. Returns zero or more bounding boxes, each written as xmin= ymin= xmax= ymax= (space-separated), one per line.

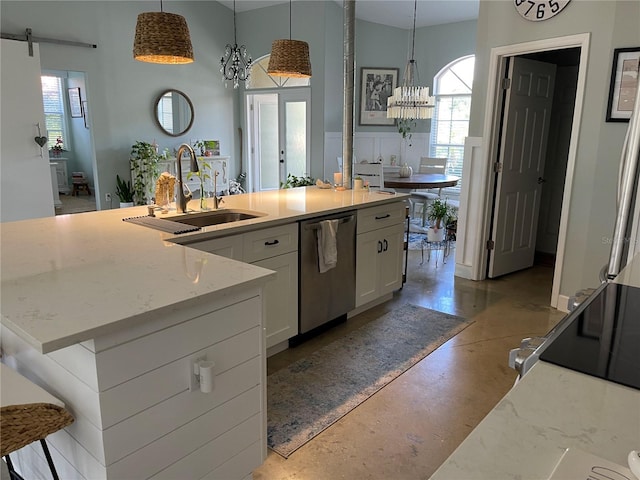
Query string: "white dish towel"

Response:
xmin=317 ymin=219 xmax=339 ymax=273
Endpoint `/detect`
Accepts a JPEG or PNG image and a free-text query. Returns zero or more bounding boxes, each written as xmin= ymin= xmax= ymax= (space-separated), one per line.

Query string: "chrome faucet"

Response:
xmin=175 ymin=143 xmax=199 ymax=213
xmin=212 ymin=170 xmax=224 ymax=209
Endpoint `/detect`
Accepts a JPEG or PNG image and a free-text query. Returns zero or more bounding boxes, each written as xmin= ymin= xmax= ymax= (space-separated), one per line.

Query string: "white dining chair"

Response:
xmin=410 ymin=157 xmax=448 ymax=225
xmin=353 ymin=162 xmax=384 ymax=189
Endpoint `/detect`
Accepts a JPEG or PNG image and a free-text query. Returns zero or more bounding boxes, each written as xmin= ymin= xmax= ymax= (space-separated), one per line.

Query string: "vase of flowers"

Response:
xmin=51 ymin=137 xmax=64 ymax=157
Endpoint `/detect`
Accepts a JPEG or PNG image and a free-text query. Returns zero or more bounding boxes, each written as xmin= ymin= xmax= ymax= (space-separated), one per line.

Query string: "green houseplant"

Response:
xmin=130 ymin=141 xmax=160 ymax=205
xmin=115 ymin=174 xmax=134 ymax=207
xmin=425 ymin=198 xmax=451 ymax=242
xmin=187 ymin=159 xmax=212 ymax=210
xmin=280 ymin=174 xmax=315 ymax=189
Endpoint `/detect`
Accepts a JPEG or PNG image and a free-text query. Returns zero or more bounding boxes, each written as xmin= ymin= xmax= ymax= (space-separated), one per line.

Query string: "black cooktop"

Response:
xmin=540 ymin=282 xmax=640 ymax=390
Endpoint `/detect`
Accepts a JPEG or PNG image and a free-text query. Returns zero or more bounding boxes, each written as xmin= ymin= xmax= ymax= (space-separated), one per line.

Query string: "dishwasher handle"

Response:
xmin=303 ymin=215 xmax=355 ymax=231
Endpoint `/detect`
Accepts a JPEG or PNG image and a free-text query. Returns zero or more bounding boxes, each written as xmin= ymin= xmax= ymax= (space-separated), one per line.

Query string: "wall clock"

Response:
xmin=514 ymin=0 xmax=571 ymax=21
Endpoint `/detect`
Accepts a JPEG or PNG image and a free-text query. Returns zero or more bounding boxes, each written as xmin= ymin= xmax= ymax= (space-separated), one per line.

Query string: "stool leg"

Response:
xmin=4 ymin=455 xmax=25 ymax=480
xmin=40 ymin=439 xmax=60 ymax=480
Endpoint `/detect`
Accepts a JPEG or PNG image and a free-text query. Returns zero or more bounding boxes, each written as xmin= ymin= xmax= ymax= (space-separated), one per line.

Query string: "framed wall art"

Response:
xmin=606 ymin=47 xmax=640 ymax=122
xmin=359 ymin=67 xmax=398 ymax=126
xmin=68 ymin=87 xmax=83 ymax=118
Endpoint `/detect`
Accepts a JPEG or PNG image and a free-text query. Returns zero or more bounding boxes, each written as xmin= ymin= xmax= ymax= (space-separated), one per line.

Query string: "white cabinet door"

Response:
xmin=355 ymin=223 xmax=404 ymax=307
xmin=252 ymin=251 xmax=298 ymax=349
xmin=378 ymin=223 xmax=405 ymax=296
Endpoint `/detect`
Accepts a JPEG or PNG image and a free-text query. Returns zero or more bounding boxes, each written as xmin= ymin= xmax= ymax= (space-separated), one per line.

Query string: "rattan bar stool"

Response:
xmin=1 ymin=364 xmax=74 ymax=480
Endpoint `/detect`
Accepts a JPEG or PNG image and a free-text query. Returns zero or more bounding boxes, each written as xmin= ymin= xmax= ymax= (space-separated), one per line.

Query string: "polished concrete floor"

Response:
xmin=254 ymin=246 xmax=566 ymax=480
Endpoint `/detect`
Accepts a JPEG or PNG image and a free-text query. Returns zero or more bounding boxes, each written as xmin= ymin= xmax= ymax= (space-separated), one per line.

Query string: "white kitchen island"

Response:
xmin=0 ymin=186 xmax=407 ymax=479
xmin=430 ymin=254 xmax=640 ymax=479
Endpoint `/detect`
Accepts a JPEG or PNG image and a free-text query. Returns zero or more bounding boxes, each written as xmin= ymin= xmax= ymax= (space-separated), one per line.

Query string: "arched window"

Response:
xmin=429 ymin=55 xmax=475 ymax=197
xmin=246 ymin=55 xmax=311 ymax=89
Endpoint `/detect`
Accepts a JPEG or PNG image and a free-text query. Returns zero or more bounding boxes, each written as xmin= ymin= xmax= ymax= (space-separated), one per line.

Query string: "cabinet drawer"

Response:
xmin=243 ymin=223 xmax=298 ymax=262
xmin=182 ymin=233 xmax=244 ymax=260
xmin=357 ymin=202 xmax=405 ymax=234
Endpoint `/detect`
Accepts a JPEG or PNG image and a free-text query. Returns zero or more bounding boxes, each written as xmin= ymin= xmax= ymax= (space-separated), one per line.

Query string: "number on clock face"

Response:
xmin=514 ymin=0 xmax=571 ymax=21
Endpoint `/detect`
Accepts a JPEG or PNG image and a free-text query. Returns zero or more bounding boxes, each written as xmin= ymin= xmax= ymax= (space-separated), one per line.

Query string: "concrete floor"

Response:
xmin=254 ymin=246 xmax=566 ymax=480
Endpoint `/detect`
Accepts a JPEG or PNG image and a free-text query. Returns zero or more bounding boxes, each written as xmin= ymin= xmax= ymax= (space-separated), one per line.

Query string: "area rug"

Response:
xmin=267 ymin=304 xmax=473 ymax=457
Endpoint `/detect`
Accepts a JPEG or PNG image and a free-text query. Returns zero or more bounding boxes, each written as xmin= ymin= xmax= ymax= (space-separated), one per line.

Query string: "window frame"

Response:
xmin=429 ymin=55 xmax=475 ymax=198
xmin=41 ymin=74 xmax=69 ymax=152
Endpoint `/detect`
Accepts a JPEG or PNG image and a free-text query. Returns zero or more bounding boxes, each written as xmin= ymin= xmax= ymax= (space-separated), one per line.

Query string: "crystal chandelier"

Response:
xmin=220 ymin=0 xmax=252 ymax=88
xmin=387 ymin=0 xmax=435 ymax=120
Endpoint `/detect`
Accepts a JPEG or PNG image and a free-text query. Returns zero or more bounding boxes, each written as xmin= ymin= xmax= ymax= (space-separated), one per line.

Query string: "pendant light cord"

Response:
xmin=289 ymin=0 xmax=292 ymax=40
xmin=410 ymin=0 xmax=417 ymax=61
xmin=234 ymin=0 xmax=238 ymax=45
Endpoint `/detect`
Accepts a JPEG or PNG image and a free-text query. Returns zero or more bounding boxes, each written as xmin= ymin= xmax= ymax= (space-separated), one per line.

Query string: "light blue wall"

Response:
xmin=1 ymin=0 xmax=236 ymax=209
xmin=471 ymin=0 xmax=640 ymax=300
xmin=1 ymin=0 xmax=477 ymax=206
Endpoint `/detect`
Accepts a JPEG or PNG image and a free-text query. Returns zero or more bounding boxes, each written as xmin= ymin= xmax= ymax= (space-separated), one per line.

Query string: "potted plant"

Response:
xmin=116 ymin=174 xmax=135 ymax=208
xmin=50 ymin=137 xmax=65 ymax=157
xmin=426 ymin=198 xmax=451 ymax=242
xmin=397 ymin=118 xmax=416 ymax=147
xmin=187 ymin=159 xmax=212 ymax=210
xmin=280 ymin=174 xmax=315 ymax=189
xmin=130 ymin=141 xmax=160 ymax=205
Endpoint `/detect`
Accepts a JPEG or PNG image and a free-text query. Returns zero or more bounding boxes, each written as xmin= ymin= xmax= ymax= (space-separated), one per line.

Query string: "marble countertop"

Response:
xmin=431 ymin=254 xmax=640 ymax=479
xmin=1 ymin=187 xmax=407 ymax=354
xmin=430 ymin=361 xmax=640 ymax=479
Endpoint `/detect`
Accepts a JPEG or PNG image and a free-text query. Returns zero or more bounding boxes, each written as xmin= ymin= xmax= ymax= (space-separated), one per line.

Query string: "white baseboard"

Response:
xmin=556 ymin=294 xmax=570 ymax=313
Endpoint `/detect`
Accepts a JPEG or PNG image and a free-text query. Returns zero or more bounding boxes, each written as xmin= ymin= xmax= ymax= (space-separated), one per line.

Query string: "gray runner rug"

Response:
xmin=267 ymin=304 xmax=473 ymax=457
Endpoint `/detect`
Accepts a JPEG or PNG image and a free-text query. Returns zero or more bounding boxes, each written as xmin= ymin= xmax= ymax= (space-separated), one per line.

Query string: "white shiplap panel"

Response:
xmin=99 ymin=326 xmax=260 ymax=428
xmin=1 ymin=328 xmax=103 ymax=428
xmin=149 ymin=414 xmax=262 ymax=480
xmin=108 ymin=386 xmax=260 ymax=478
xmin=95 ymin=296 xmax=260 ymax=390
xmin=201 ymin=440 xmax=263 ymax=480
xmin=48 ymin=342 xmax=98 ymax=390
xmin=86 ymin=287 xmax=261 ymax=354
xmin=102 ymin=357 xmax=261 ymax=464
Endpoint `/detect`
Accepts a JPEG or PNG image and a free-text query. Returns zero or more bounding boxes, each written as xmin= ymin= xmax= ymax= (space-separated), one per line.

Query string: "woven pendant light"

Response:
xmin=267 ymin=0 xmax=311 ymax=78
xmin=133 ymin=2 xmax=194 ymax=65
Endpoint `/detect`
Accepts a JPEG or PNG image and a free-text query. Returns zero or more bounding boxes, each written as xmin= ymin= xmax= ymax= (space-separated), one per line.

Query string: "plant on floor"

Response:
xmin=281 ymin=174 xmax=315 ymax=189
xmin=426 ymin=198 xmax=451 ymax=230
xmin=115 ymin=174 xmax=134 ymax=203
xmin=130 ymin=141 xmax=160 ymax=205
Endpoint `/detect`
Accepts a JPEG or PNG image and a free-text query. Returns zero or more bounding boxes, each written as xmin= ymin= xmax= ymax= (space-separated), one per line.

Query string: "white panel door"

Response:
xmin=489 ymin=57 xmax=556 ymax=278
xmin=1 ymin=39 xmax=55 ymax=222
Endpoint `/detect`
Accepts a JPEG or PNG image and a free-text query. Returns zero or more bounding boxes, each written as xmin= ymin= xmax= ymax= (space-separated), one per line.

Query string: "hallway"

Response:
xmin=255 ymin=247 xmax=565 ymax=479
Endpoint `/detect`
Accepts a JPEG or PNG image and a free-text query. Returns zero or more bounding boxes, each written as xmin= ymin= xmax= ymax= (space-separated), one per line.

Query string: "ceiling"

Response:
xmin=219 ymin=0 xmax=479 ymax=29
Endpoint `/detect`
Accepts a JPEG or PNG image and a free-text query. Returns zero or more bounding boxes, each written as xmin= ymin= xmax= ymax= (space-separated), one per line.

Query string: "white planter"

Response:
xmin=427 ymin=227 xmax=446 ymax=242
xmin=119 ymin=202 xmax=134 ymax=208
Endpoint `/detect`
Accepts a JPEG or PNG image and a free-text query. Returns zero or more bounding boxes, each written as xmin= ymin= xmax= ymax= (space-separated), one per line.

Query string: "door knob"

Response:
xmin=537 ymin=177 xmax=546 ymax=184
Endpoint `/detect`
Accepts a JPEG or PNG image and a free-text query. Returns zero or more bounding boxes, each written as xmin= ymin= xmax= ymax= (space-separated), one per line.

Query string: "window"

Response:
xmin=41 ymin=75 xmax=67 ymax=150
xmin=429 ymin=55 xmax=475 ymax=197
xmin=246 ymin=56 xmax=311 ymax=89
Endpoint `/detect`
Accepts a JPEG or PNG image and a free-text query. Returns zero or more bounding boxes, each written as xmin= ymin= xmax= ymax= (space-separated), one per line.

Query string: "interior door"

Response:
xmin=488 ymin=57 xmax=556 ymax=278
xmin=1 ymin=39 xmax=55 ymax=221
xmin=248 ymin=89 xmax=310 ymax=191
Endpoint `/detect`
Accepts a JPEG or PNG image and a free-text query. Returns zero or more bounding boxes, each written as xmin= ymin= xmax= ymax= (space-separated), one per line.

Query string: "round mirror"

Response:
xmin=154 ymin=89 xmax=194 ymax=137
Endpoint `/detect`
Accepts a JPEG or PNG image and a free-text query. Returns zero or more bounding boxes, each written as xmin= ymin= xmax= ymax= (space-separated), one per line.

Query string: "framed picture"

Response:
xmin=204 ymin=140 xmax=220 ymax=156
xmin=359 ymin=67 xmax=399 ymax=126
xmin=606 ymin=47 xmax=640 ymax=122
xmin=82 ymin=101 xmax=89 ymax=129
xmin=68 ymin=87 xmax=83 ymax=118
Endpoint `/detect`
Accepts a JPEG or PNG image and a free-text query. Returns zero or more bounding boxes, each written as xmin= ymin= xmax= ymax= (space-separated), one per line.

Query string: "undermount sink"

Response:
xmin=169 ymin=209 xmax=266 ymax=227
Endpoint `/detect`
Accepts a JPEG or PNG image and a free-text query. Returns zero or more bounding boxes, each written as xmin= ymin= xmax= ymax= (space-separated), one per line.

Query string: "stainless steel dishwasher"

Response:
xmin=297 ymin=211 xmax=356 ymax=339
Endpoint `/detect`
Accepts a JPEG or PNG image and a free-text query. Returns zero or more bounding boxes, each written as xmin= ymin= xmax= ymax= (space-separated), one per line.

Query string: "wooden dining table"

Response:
xmin=384 ymin=173 xmax=460 ymax=192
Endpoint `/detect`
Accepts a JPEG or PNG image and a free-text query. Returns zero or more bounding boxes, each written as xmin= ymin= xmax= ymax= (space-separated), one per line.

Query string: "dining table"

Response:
xmin=384 ymin=173 xmax=460 ymax=192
